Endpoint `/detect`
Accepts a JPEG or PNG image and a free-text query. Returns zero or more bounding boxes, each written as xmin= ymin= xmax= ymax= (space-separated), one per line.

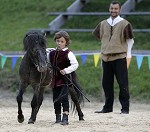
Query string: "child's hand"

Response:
xmin=60 ymin=70 xmax=66 ymax=75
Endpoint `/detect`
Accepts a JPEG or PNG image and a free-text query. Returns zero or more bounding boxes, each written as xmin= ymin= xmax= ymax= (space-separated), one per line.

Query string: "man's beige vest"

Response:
xmin=100 ymin=20 xmax=129 ymax=61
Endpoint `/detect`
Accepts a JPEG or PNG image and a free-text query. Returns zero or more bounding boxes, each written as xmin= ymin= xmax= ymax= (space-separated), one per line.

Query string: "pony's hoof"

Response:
xmin=79 ymin=119 xmax=85 ymax=121
xmin=28 ymin=118 xmax=35 ymax=124
xmin=79 ymin=117 xmax=84 ymax=121
xmin=17 ymin=114 xmax=24 ymax=123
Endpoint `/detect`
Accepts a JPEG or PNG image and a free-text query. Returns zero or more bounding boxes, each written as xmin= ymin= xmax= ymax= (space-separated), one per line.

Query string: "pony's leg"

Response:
xmin=69 ymin=86 xmax=84 ymax=121
xmin=16 ymin=82 xmax=28 ymax=123
xmin=28 ymin=86 xmax=45 ymax=124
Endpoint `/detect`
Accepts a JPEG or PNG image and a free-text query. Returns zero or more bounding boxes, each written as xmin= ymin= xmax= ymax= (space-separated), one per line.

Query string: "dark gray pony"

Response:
xmin=16 ymin=32 xmax=84 ymax=124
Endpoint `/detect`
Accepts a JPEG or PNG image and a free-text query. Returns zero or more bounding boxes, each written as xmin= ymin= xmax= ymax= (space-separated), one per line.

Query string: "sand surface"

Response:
xmin=0 ymin=90 xmax=150 ymax=132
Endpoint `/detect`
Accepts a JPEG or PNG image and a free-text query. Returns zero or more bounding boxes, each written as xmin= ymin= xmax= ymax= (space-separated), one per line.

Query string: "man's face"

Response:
xmin=109 ymin=3 xmax=121 ymax=18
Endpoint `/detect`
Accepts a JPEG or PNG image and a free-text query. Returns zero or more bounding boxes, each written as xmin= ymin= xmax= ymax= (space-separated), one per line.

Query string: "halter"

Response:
xmin=28 ymin=43 xmax=48 ymax=71
xmin=29 ymin=53 xmax=39 ymax=68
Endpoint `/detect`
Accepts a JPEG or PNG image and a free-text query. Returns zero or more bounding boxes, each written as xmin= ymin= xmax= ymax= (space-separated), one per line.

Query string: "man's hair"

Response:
xmin=111 ymin=1 xmax=121 ymax=8
xmin=53 ymin=30 xmax=71 ymax=45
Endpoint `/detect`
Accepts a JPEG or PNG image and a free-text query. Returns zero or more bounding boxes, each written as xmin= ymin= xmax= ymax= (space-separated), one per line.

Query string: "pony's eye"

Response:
xmin=32 ymin=48 xmax=38 ymax=55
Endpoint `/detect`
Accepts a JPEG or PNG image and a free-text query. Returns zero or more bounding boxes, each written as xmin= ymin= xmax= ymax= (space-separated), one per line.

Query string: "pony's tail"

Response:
xmin=71 ymin=72 xmax=84 ymax=104
xmin=69 ymin=71 xmax=84 ymax=114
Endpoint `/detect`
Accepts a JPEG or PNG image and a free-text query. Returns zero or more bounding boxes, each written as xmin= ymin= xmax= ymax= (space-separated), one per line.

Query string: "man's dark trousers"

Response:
xmin=102 ymin=58 xmax=130 ymax=112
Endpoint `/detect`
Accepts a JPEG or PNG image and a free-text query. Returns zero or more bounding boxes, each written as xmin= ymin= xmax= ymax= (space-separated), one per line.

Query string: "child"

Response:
xmin=49 ymin=31 xmax=79 ymax=125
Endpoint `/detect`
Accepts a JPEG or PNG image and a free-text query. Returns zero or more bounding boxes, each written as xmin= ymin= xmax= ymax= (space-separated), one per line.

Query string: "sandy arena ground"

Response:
xmin=0 ymin=90 xmax=150 ymax=132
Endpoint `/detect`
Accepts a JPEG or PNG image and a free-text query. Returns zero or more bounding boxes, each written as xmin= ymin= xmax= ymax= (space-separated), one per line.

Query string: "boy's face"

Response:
xmin=109 ymin=3 xmax=121 ymax=19
xmin=55 ymin=37 xmax=67 ymax=50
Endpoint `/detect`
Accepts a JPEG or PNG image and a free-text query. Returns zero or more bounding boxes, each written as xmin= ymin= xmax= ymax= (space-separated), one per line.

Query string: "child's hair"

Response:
xmin=53 ymin=30 xmax=71 ymax=46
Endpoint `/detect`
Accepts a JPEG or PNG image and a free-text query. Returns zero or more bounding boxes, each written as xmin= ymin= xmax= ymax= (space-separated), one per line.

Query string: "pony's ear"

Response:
xmin=40 ymin=32 xmax=46 ymax=37
xmin=23 ymin=36 xmax=28 ymax=51
xmin=23 ymin=32 xmax=33 ymax=51
xmin=43 ymin=32 xmax=46 ymax=37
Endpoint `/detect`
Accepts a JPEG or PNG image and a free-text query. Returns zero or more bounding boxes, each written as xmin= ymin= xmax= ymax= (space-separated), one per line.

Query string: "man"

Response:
xmin=93 ymin=1 xmax=134 ymax=114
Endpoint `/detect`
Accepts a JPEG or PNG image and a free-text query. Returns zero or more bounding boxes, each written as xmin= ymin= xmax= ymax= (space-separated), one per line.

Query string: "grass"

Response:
xmin=0 ymin=0 xmax=74 ymax=51
xmin=0 ymin=0 xmax=150 ymax=100
xmin=128 ymin=57 xmax=150 ymax=100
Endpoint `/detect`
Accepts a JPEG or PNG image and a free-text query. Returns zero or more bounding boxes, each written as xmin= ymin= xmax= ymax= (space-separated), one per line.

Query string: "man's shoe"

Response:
xmin=95 ymin=109 xmax=112 ymax=113
xmin=120 ymin=110 xmax=129 ymax=114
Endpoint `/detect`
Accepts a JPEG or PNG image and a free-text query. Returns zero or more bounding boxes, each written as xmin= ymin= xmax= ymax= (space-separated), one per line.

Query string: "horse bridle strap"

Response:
xmin=29 ymin=53 xmax=39 ymax=68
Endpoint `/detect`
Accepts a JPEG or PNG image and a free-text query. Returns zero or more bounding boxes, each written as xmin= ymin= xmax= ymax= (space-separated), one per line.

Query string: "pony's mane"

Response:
xmin=23 ymin=32 xmax=47 ymax=51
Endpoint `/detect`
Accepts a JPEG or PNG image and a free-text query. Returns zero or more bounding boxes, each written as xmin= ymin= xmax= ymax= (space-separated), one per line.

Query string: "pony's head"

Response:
xmin=23 ymin=31 xmax=48 ymax=72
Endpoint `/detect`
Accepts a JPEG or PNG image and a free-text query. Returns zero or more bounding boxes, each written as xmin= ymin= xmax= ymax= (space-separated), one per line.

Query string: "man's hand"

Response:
xmin=126 ymin=57 xmax=132 ymax=69
xmin=126 ymin=39 xmax=134 ymax=69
